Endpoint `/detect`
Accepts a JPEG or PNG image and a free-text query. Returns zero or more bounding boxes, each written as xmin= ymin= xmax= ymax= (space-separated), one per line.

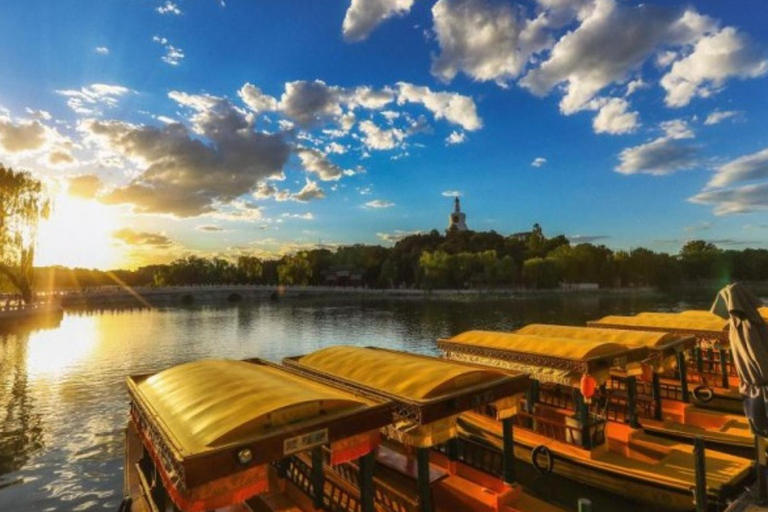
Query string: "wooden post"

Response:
xmin=577 ymin=498 xmax=592 ymax=512
xmin=694 ymin=346 xmax=704 ymax=380
xmin=575 ymin=390 xmax=591 ymax=450
xmin=677 ymin=352 xmax=690 ymax=403
xmin=693 ymin=437 xmax=707 ymax=512
xmin=446 ymin=437 xmax=458 ymax=462
xmin=756 ymin=436 xmax=767 ymax=505
xmin=528 ymin=379 xmax=540 ymax=412
xmin=626 ymin=376 xmax=640 ymax=428
xmin=652 ymin=372 xmax=663 ymax=421
xmin=358 ymin=451 xmax=375 ymax=512
xmin=417 ymin=447 xmax=433 ymax=512
xmin=502 ymin=417 xmax=516 ymax=484
xmin=311 ymin=447 xmax=324 ymax=509
xmin=719 ymin=348 xmax=730 ymax=389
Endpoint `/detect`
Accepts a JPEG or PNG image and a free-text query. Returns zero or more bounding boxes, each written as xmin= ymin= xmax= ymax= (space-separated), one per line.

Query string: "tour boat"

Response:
xmin=122 ymin=357 xmax=393 ymax=512
xmin=282 ymin=345 xmax=565 ymax=512
xmin=589 ymin=311 xmax=743 ymax=413
xmin=514 ymin=324 xmax=756 ymax=457
xmin=437 ymin=331 xmax=752 ymax=511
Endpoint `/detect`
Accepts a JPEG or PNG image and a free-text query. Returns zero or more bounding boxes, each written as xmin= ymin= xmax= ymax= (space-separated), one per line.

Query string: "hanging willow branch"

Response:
xmin=0 ymin=164 xmax=50 ymax=303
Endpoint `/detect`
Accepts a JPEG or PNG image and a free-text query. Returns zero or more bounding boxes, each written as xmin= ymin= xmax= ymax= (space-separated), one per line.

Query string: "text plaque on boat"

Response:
xmin=283 ymin=428 xmax=329 ymax=455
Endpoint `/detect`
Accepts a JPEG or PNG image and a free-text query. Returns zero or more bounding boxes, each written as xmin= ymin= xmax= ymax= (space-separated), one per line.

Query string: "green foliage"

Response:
xmin=0 ymin=164 xmax=49 ymax=302
xmin=277 ymin=252 xmax=313 ymax=286
xmin=522 ymin=257 xmax=560 ymax=289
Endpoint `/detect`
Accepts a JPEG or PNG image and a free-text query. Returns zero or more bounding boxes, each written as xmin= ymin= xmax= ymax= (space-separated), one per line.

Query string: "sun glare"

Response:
xmin=36 ymin=193 xmax=123 ymax=269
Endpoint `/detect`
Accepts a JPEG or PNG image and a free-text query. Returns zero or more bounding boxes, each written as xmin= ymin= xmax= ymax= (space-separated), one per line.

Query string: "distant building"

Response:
xmin=323 ymin=265 xmax=364 ymax=287
xmin=448 ymin=197 xmax=468 ymax=232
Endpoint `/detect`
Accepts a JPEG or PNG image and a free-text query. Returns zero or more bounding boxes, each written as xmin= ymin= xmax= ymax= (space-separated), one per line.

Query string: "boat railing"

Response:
xmin=513 ymin=411 xmax=606 ymax=448
xmin=605 ymin=378 xmax=657 ymax=421
xmin=319 ymin=446 xmax=420 ymax=512
xmin=433 ymin=437 xmax=503 ymax=478
xmin=693 ymin=348 xmax=737 ymax=381
xmin=283 ymin=454 xmax=365 ymax=512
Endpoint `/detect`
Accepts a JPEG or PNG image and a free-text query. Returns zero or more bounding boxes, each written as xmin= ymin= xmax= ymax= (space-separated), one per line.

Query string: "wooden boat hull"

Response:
xmin=458 ymin=413 xmax=749 ymax=512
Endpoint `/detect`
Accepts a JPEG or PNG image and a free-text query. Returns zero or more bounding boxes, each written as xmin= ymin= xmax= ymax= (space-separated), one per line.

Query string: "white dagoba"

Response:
xmin=448 ymin=196 xmax=468 ymax=232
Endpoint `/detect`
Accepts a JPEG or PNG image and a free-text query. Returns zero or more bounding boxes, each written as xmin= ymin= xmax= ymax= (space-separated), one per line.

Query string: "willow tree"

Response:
xmin=0 ymin=165 xmax=50 ymax=303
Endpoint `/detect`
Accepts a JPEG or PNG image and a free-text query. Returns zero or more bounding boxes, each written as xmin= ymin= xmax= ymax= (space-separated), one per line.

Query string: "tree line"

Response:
xmin=26 ymin=225 xmax=768 ymax=292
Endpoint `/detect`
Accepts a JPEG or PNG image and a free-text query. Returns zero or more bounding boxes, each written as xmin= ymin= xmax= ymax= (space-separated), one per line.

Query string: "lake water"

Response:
xmin=0 ymin=292 xmax=725 ymax=512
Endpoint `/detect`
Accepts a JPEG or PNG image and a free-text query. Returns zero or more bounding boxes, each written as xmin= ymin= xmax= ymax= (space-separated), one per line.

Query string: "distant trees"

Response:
xmin=0 ymin=165 xmax=49 ymax=303
xmin=277 ymin=253 xmax=313 ymax=286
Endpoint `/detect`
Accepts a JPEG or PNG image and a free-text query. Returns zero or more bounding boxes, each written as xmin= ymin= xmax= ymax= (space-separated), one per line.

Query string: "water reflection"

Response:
xmin=0 ymin=293 xmax=731 ymax=511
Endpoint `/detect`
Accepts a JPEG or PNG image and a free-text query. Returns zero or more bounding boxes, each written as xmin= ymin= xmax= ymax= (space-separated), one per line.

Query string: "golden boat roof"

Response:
xmin=283 ymin=346 xmax=529 ymax=427
xmin=515 ymin=324 xmax=695 ymax=352
xmin=127 ymin=359 xmax=389 ymax=460
xmin=438 ymin=330 xmax=649 ymax=375
xmin=588 ymin=313 xmax=728 ymax=334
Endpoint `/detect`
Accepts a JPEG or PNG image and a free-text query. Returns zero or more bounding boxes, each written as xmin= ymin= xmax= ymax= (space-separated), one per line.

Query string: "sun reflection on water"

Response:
xmin=25 ymin=315 xmax=99 ymax=379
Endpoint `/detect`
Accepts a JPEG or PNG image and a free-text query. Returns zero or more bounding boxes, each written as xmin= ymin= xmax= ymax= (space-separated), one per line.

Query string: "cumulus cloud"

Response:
xmin=292 ymin=178 xmax=326 ymax=202
xmin=616 ymin=119 xmax=698 ymax=175
xmin=342 ymin=0 xmax=414 ymax=42
xmin=707 ymin=147 xmax=768 ymax=188
xmin=296 ymin=147 xmax=346 ymax=181
xmin=157 ymin=1 xmax=182 ymax=15
xmin=113 ymin=228 xmax=174 ymax=247
xmin=520 ymin=1 xmax=715 ymax=113
xmin=56 ymin=83 xmax=130 ymax=116
xmin=84 ymin=93 xmax=290 ymax=217
xmin=531 ymin=157 xmax=547 ymax=167
xmin=591 ymin=97 xmax=639 ymax=135
xmin=0 ymin=115 xmax=76 ymax=165
xmin=690 ymin=183 xmax=768 ymax=215
xmin=67 ymin=175 xmax=103 ymax=199
xmin=396 ymin=82 xmax=481 ymax=131
xmin=359 ymin=120 xmax=406 ymax=150
xmin=153 ymin=36 xmax=185 ymax=66
xmin=238 ymin=83 xmax=279 ymax=113
xmin=704 ymin=110 xmax=742 ymax=126
xmin=661 ymin=27 xmax=767 ymax=107
xmin=445 ymin=131 xmax=466 ymax=145
xmin=95 ymin=46 xmax=109 ymax=55
xmin=365 ymin=199 xmax=394 ymax=208
xmin=279 ymin=80 xmax=344 ymax=126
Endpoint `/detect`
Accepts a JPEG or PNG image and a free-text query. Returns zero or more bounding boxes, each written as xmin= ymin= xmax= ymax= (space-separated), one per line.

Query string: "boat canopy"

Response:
xmin=437 ymin=330 xmax=648 ymax=387
xmin=589 ymin=314 xmax=728 ymax=338
xmin=283 ymin=346 xmax=529 ymax=447
xmin=515 ymin=324 xmax=695 ymax=371
xmin=127 ymin=358 xmax=391 ymax=512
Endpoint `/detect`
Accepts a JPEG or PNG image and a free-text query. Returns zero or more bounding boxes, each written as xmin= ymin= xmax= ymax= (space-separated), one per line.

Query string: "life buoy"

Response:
xmin=531 ymin=445 xmax=554 ymax=474
xmin=693 ymin=386 xmax=714 ymax=403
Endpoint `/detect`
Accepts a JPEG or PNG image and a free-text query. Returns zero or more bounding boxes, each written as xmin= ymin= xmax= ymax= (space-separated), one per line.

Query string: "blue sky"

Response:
xmin=1 ymin=0 xmax=767 ymax=269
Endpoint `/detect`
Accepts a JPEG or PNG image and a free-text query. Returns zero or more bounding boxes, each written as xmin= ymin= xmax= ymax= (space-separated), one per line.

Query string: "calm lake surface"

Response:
xmin=0 ymin=292 xmax=733 ymax=512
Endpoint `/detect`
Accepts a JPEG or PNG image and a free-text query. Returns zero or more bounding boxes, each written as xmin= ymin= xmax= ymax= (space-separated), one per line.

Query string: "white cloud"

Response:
xmin=296 ymin=147 xmax=347 ymax=181
xmin=292 ymin=178 xmax=326 ymax=202
xmin=365 ymin=199 xmax=395 ymax=208
xmin=325 ymin=142 xmax=347 ymax=154
xmin=441 ymin=190 xmax=461 ymax=197
xmin=359 ymin=120 xmax=406 ymax=150
xmin=377 ymin=229 xmax=423 ymax=243
xmin=625 ymin=78 xmax=646 ymax=96
xmin=56 ymin=83 xmax=130 ymax=116
xmin=707 ymin=147 xmax=768 ymax=188
xmin=279 ymin=80 xmax=344 ymax=126
xmin=591 ymin=97 xmax=639 ymax=135
xmin=520 ymin=1 xmax=715 ymax=113
xmin=616 ymin=120 xmax=698 ymax=175
xmin=531 ymin=157 xmax=547 ymax=167
xmin=690 ymin=183 xmax=768 ymax=215
xmin=281 ymin=212 xmax=315 ymax=220
xmin=342 ymin=0 xmax=414 ymax=42
xmin=238 ymin=83 xmax=279 ymax=113
xmin=704 ymin=110 xmax=741 ymax=126
xmin=153 ymin=36 xmax=185 ymax=66
xmin=661 ymin=27 xmax=767 ymax=107
xmin=25 ymin=108 xmax=52 ymax=121
xmin=95 ymin=46 xmax=110 ymax=55
xmin=157 ymin=1 xmax=182 ymax=15
xmin=396 ymin=82 xmax=481 ymax=131
xmin=0 ymin=114 xmax=76 ymax=166
xmin=445 ymin=130 xmax=466 ymax=145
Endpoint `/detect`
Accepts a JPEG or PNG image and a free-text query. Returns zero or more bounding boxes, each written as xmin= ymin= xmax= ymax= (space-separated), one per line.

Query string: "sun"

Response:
xmin=36 ymin=193 xmax=124 ymax=269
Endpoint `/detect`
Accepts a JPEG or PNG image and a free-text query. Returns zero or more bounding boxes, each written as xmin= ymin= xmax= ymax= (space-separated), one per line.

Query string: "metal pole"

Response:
xmin=719 ymin=348 xmax=730 ymax=389
xmin=502 ymin=417 xmax=516 ymax=484
xmin=677 ymin=352 xmax=690 ymax=403
xmin=417 ymin=447 xmax=433 ymax=512
xmin=626 ymin=376 xmax=640 ymax=428
xmin=577 ymin=498 xmax=593 ymax=512
xmin=652 ymin=372 xmax=663 ymax=421
xmin=693 ymin=436 xmax=707 ymax=512
xmin=358 ymin=451 xmax=375 ymax=512
xmin=756 ymin=436 xmax=767 ymax=505
xmin=311 ymin=447 xmax=325 ymax=509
